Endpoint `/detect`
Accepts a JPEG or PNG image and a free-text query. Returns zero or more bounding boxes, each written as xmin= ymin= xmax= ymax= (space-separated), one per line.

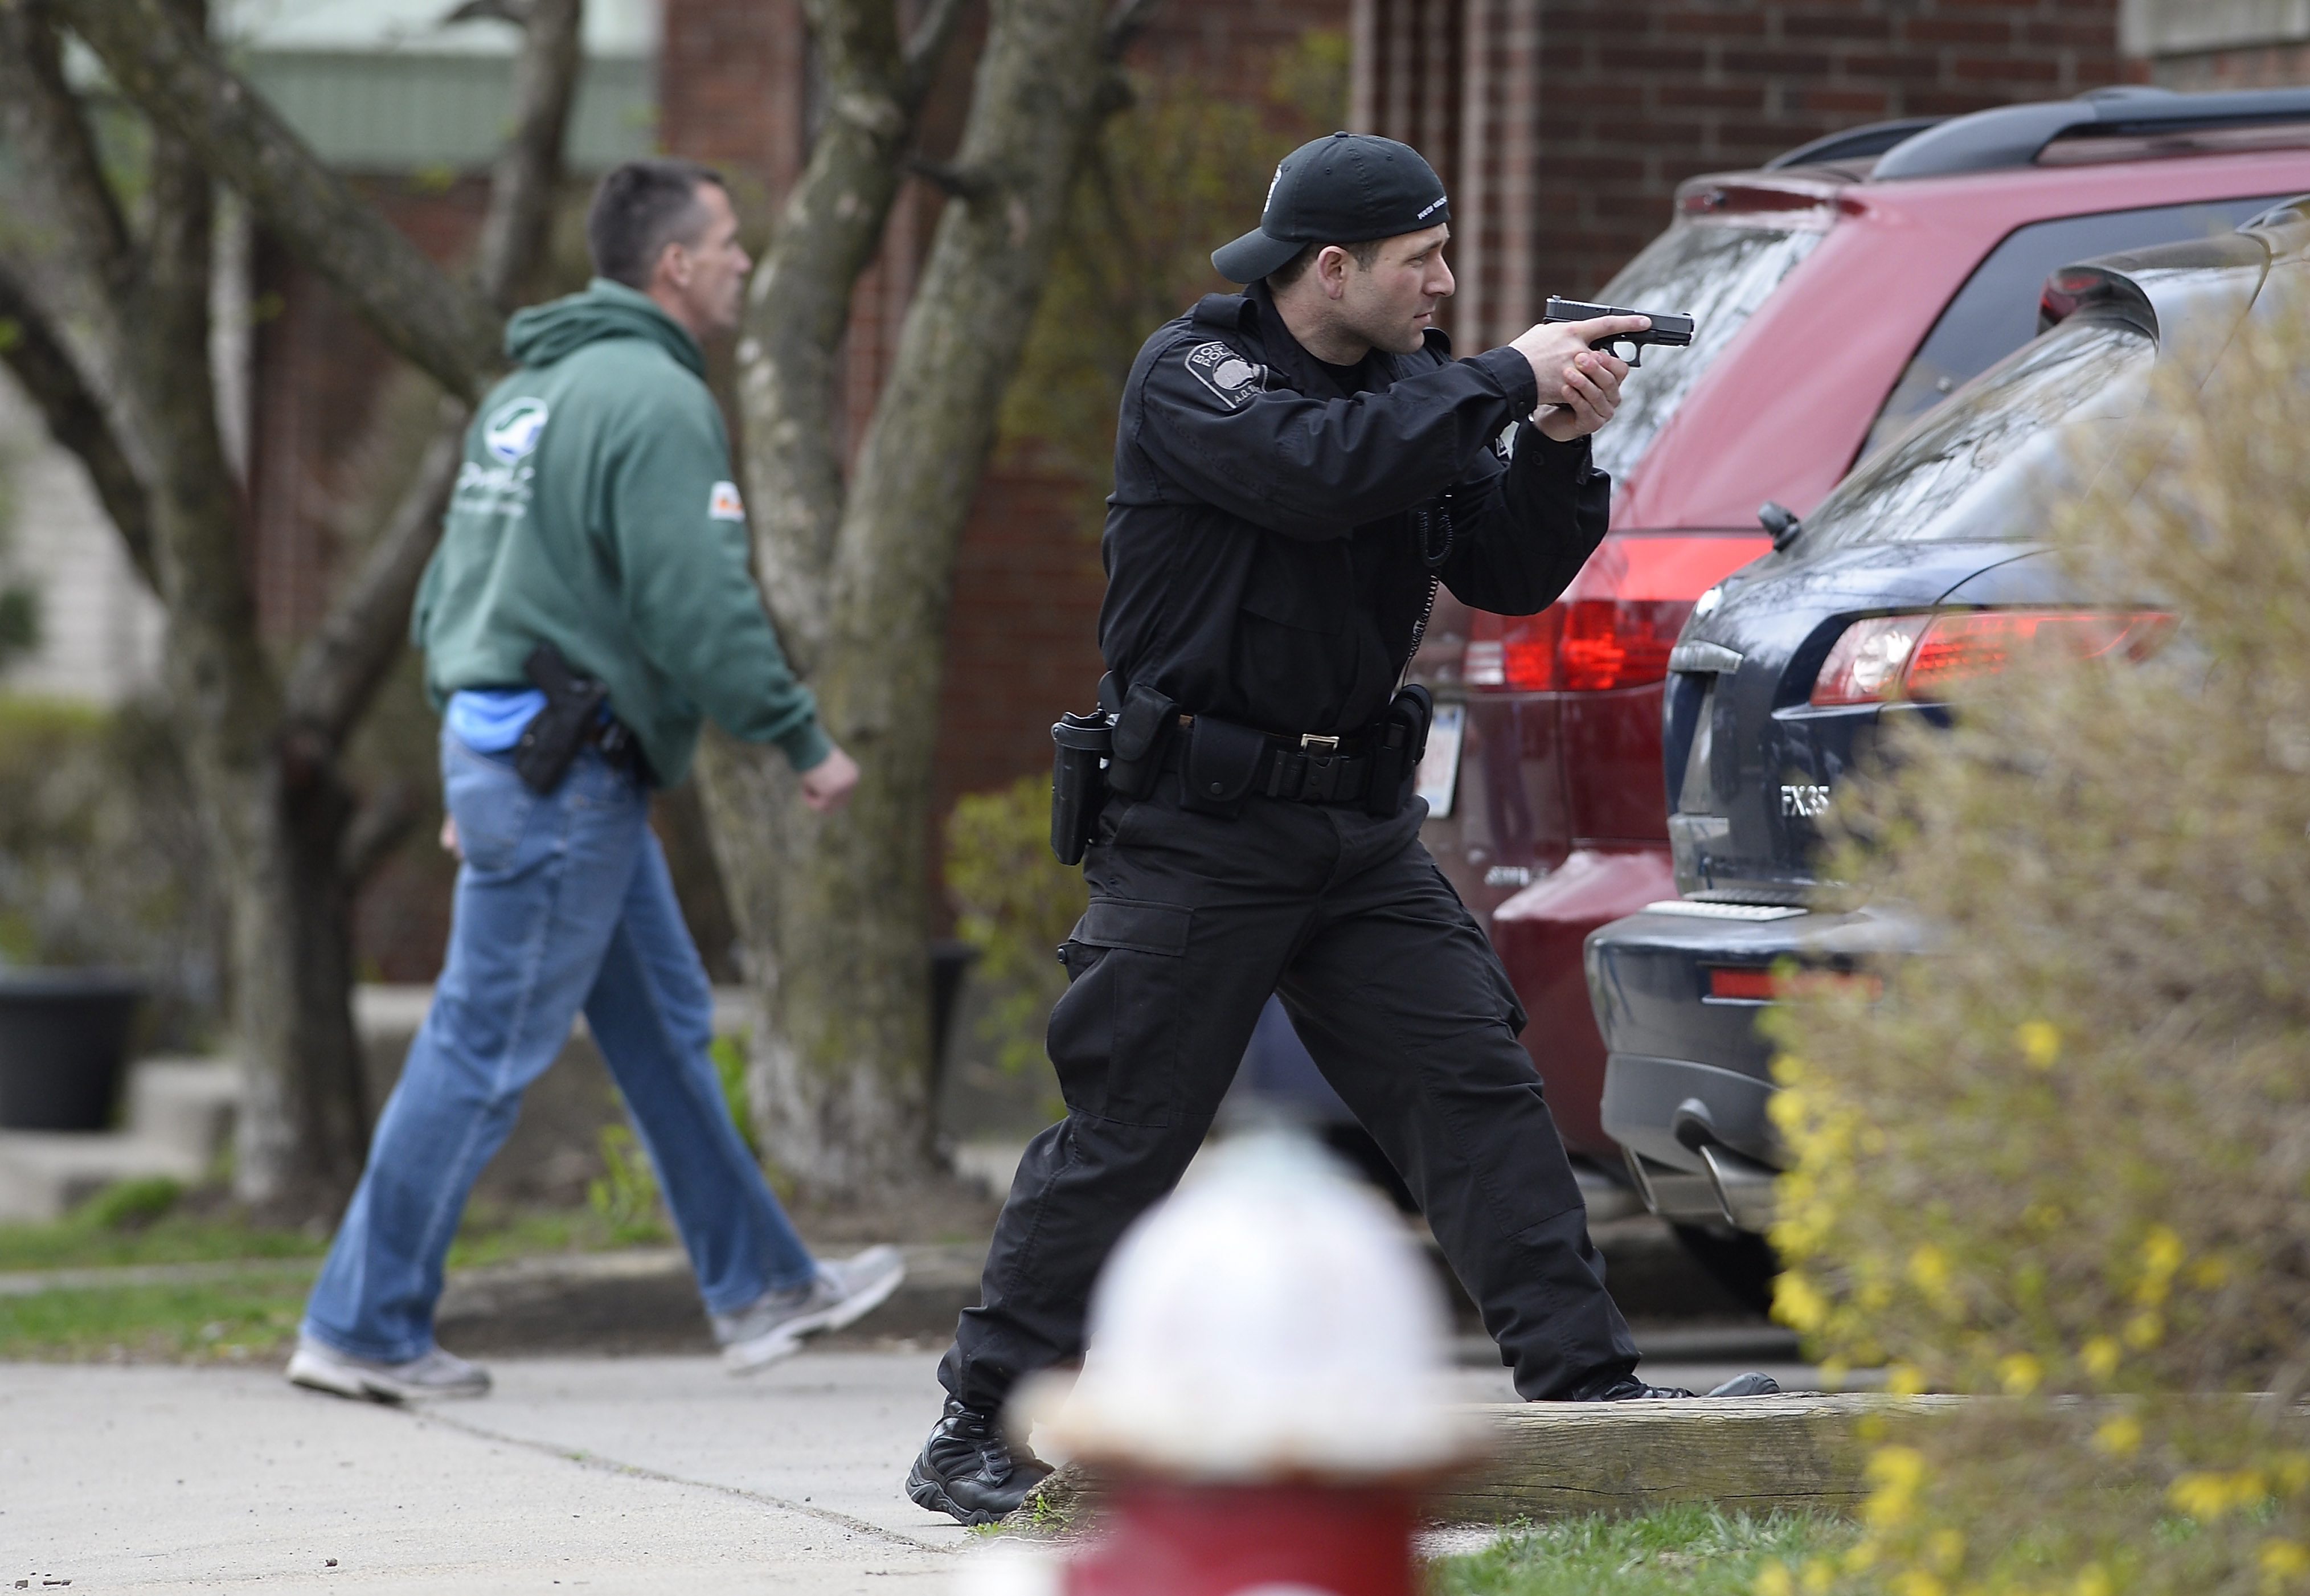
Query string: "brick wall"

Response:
xmin=248 ymin=179 xmax=492 ymax=641
xmin=1355 ymin=0 xmax=2131 ymax=346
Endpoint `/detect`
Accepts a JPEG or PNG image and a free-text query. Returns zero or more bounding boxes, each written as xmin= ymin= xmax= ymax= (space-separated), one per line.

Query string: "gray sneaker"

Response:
xmin=286 ymin=1335 xmax=492 ymax=1402
xmin=712 ymin=1245 xmax=908 ymax=1373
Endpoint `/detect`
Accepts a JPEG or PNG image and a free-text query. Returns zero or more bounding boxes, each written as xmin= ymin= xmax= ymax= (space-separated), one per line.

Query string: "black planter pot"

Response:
xmin=0 ymin=970 xmax=145 ymax=1132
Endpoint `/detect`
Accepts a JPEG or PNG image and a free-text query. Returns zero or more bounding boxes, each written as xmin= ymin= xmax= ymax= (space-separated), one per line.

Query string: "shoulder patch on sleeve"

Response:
xmin=707 ymin=480 xmax=746 ymax=521
xmin=1183 ymin=341 xmax=1267 ymax=410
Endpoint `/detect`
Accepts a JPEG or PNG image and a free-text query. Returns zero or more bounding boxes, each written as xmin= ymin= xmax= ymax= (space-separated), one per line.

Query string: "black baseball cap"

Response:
xmin=1211 ymin=132 xmax=1451 ymax=284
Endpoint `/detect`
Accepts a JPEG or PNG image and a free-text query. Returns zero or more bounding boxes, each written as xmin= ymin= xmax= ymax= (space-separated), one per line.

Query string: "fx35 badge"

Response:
xmin=1780 ymin=783 xmax=1832 ymax=819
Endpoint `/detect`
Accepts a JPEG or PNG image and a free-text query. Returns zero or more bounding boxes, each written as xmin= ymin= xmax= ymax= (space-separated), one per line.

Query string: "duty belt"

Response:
xmin=1163 ymin=719 xmax=1376 ymax=805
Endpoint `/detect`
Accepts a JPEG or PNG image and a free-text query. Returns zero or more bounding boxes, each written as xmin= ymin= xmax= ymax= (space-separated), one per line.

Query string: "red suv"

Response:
xmin=1414 ymin=87 xmax=2310 ymax=1201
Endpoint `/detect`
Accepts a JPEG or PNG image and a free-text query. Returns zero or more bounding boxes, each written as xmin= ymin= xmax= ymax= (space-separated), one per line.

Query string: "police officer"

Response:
xmin=906 ymin=133 xmax=1775 ymax=1524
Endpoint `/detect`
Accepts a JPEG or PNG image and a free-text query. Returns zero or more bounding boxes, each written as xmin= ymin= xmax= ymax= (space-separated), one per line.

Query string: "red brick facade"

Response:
xmin=1354 ymin=0 xmax=2134 ymax=346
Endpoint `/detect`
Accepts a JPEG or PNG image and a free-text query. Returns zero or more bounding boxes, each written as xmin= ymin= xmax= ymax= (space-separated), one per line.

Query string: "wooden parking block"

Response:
xmin=1013 ymin=1394 xmax=1968 ymax=1530
xmin=1427 ymin=1394 xmax=1964 ymax=1524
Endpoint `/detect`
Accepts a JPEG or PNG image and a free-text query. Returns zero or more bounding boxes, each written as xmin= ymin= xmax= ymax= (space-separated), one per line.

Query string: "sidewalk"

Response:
xmin=1 ymin=1340 xmax=1842 ymax=1592
xmin=1 ymin=1352 xmax=974 ymax=1594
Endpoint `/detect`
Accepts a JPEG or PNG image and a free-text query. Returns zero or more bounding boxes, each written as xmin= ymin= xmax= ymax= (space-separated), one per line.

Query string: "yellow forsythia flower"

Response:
xmin=1886 ymin=1363 xmax=1928 ymax=1397
xmin=1998 ymin=1353 xmax=2044 ymax=1396
xmin=1754 ymin=1563 xmax=1796 ymax=1596
xmin=2081 ymin=1336 xmax=2121 ymax=1381
xmin=2092 ymin=1413 xmax=2143 ymax=1458
xmin=2262 ymin=1538 xmax=2310 ymax=1592
xmin=1909 ymin=1244 xmax=1952 ymax=1294
xmin=2124 ymin=1311 xmax=2164 ymax=1350
xmin=2073 ymin=1565 xmax=2113 ymax=1596
xmin=2016 ymin=1020 xmax=2061 ymax=1068
xmin=1775 ymin=1272 xmax=1831 ymax=1334
xmin=2172 ymin=1471 xmax=2239 ymax=1521
xmin=1893 ymin=1573 xmax=1946 ymax=1596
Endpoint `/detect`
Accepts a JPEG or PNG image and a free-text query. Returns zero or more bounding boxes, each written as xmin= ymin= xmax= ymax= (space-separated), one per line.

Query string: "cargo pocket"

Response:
xmin=1045 ymin=898 xmax=1193 ymax=1127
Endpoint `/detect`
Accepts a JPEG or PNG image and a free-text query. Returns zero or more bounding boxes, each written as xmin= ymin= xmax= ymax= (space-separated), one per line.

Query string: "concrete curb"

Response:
xmin=1013 ymin=1394 xmax=1965 ymax=1529
xmin=433 ymin=1242 xmax=985 ymax=1355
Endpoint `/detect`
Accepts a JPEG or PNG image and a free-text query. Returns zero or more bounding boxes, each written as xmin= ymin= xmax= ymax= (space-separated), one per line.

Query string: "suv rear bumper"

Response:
xmin=1585 ymin=899 xmax=1922 ymax=1231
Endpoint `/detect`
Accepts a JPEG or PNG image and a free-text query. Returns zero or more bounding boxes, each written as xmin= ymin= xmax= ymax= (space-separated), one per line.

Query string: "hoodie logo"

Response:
xmin=1184 ymin=342 xmax=1265 ymax=410
xmin=707 ymin=481 xmax=746 ymax=521
xmin=484 ymin=398 xmax=550 ymax=463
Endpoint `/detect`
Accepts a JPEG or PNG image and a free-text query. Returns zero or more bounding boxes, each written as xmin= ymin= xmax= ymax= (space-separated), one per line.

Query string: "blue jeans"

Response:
xmin=303 ymin=730 xmax=817 ymax=1362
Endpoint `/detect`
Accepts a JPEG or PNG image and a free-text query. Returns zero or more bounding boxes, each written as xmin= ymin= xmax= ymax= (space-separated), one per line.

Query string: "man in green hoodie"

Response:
xmin=290 ymin=161 xmax=903 ymax=1402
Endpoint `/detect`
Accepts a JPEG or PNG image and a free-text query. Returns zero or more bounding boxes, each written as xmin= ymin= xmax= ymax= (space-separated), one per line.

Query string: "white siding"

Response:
xmin=0 ymin=375 xmax=166 ymax=706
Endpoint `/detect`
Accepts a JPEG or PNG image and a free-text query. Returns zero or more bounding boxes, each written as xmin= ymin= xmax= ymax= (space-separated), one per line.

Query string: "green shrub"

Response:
xmin=1761 ymin=280 xmax=2310 ymax=1594
xmin=945 ymin=776 xmax=1087 ymax=1078
xmin=585 ymin=1124 xmax=668 ymax=1245
xmin=75 ymin=1176 xmax=183 ymax=1232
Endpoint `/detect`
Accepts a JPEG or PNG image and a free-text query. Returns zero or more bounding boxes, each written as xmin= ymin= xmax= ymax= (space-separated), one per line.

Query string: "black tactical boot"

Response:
xmin=906 ymin=1397 xmax=1053 ymax=1525
xmin=1577 ymin=1370 xmax=1784 ymax=1400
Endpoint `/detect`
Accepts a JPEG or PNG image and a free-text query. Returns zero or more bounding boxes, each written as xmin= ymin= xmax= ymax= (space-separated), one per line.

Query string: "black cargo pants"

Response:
xmin=937 ymin=770 xmax=1640 ymax=1408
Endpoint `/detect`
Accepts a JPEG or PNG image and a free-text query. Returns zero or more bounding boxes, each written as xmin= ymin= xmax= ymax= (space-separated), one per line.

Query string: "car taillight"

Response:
xmin=1461 ymin=532 xmax=1770 ymax=693
xmin=1707 ymin=965 xmax=1885 ymax=1002
xmin=1811 ymin=608 xmax=2174 ymax=707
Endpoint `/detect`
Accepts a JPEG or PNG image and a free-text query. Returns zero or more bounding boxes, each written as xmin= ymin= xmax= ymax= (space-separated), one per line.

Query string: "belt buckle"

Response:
xmin=1300 ymin=734 xmax=1340 ymax=754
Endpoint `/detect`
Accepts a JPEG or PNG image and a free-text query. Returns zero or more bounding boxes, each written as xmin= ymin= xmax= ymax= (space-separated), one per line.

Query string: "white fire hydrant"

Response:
xmin=997 ymin=1129 xmax=1481 ymax=1596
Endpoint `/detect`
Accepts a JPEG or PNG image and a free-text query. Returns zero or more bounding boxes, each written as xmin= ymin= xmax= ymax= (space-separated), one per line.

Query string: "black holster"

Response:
xmin=515 ymin=642 xmax=608 ymax=795
xmin=1103 ymin=674 xmax=1179 ymax=800
xmin=1365 ymin=684 xmax=1435 ymax=818
xmin=1050 ymin=711 xmax=1112 ymax=867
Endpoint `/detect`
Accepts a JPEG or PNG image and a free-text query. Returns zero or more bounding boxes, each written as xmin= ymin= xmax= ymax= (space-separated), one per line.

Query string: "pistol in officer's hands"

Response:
xmin=1541 ymin=297 xmax=1695 ymax=367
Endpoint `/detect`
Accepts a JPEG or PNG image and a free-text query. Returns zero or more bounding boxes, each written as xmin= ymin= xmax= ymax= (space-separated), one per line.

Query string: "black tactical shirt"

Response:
xmin=1099 ymin=284 xmax=1613 ymax=738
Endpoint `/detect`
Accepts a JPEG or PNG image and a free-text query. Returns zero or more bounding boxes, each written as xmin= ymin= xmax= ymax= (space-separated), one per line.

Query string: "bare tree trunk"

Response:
xmin=705 ymin=0 xmax=1127 ymax=1197
xmin=7 ymin=0 xmax=581 ymax=1215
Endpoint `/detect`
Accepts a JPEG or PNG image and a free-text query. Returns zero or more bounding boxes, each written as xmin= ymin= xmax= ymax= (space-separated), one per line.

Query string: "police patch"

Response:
xmin=1183 ymin=341 xmax=1265 ymax=410
xmin=707 ymin=481 xmax=746 ymax=521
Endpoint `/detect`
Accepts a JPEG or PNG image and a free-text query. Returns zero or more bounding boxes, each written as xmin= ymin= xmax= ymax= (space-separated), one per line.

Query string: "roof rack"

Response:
xmin=1871 ymin=85 xmax=2310 ymax=181
xmin=1764 ymin=117 xmax=1945 ymax=170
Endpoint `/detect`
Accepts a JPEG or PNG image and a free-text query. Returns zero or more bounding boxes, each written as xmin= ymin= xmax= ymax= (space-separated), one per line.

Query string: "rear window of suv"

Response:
xmin=1587 ymin=219 xmax=1827 ymax=481
xmin=1857 ymin=196 xmax=2287 ymax=459
xmin=1795 ymin=314 xmax=2155 ymax=551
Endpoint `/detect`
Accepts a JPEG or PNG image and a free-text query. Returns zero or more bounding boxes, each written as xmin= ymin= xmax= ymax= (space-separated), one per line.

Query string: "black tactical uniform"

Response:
xmin=935 ymin=279 xmax=1639 ymax=1417
xmin=910 ymin=131 xmax=1772 ymax=1530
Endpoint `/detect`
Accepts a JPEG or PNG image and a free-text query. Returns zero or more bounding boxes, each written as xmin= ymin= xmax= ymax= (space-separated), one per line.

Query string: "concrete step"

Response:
xmin=0 ymin=1056 xmax=238 ymax=1222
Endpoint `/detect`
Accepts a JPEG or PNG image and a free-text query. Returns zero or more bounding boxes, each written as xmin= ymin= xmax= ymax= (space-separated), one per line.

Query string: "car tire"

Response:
xmin=1670 ymin=1222 xmax=1781 ymax=1315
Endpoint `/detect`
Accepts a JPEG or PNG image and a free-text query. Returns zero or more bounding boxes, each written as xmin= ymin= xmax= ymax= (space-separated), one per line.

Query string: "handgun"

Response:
xmin=1542 ymin=297 xmax=1697 ymax=367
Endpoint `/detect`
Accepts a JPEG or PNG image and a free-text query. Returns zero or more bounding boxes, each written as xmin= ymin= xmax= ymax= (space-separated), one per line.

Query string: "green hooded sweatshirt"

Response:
xmin=412 ymin=279 xmax=830 ymax=785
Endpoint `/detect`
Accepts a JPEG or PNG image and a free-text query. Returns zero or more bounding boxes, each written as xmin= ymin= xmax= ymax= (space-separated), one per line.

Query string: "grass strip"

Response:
xmin=0 ymin=1200 xmax=663 ymax=1361
xmin=0 ymin=1266 xmax=316 ymax=1362
xmin=1428 ymin=1504 xmax=1856 ymax=1596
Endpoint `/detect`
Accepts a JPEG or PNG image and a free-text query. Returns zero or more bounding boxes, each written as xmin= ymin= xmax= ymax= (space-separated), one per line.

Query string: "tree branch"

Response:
xmin=340 ymin=777 xmax=424 ymax=887
xmin=905 ymin=155 xmax=996 ymax=202
xmin=0 ymin=0 xmax=155 ymax=480
xmin=0 ymin=263 xmax=157 ymax=588
xmin=737 ymin=0 xmax=967 ymax=669
xmin=282 ymin=0 xmax=586 ymax=750
xmin=903 ymin=0 xmax=972 ymax=93
xmin=50 ymin=0 xmax=501 ymax=402
xmin=1101 ymin=0 xmax=1159 ymax=57
xmin=470 ymin=0 xmax=581 ymax=309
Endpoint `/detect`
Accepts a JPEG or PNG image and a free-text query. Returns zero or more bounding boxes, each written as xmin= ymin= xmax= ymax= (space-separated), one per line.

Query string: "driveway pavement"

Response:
xmin=1 ymin=1340 xmax=1833 ymax=1593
